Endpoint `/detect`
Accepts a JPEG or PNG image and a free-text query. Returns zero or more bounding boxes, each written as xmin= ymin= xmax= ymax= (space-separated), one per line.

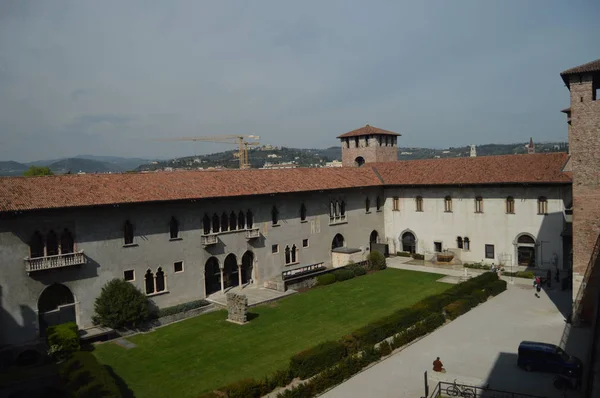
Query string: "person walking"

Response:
xmin=534 ymin=276 xmax=542 ymax=297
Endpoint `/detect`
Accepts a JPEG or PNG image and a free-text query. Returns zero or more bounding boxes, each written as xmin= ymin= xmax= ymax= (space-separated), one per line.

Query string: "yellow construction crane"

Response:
xmin=157 ymin=135 xmax=260 ymax=169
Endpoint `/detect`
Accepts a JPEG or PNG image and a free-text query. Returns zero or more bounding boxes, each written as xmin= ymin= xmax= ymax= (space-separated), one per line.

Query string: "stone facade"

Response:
xmin=340 ymin=135 xmax=398 ymax=167
xmin=564 ymin=71 xmax=600 ymax=303
xmin=226 ymin=293 xmax=248 ymax=324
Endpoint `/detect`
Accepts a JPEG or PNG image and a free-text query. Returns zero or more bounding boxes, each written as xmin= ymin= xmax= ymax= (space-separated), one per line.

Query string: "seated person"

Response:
xmin=433 ymin=357 xmax=445 ymax=372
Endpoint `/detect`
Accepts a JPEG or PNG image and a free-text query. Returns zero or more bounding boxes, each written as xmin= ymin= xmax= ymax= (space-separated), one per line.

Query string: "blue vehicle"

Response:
xmin=517 ymin=341 xmax=582 ymax=377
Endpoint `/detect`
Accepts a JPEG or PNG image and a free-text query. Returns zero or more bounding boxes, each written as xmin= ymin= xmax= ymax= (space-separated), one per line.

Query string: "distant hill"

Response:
xmin=47 ymin=158 xmax=122 ymax=174
xmin=0 ymin=155 xmax=153 ymax=176
xmin=74 ymin=155 xmax=152 ymax=171
xmin=0 ymin=161 xmax=28 ymax=176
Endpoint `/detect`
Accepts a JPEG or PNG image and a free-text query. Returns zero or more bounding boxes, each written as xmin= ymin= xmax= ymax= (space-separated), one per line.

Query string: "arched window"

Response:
xmin=518 ymin=235 xmax=535 ymax=244
xmin=145 ymin=270 xmax=155 ymax=295
xmin=229 ymin=211 xmax=237 ymax=230
xmin=376 ymin=196 xmax=382 ymax=211
xmin=272 ymin=206 xmax=279 ymax=225
xmin=221 ymin=212 xmax=228 ymax=232
xmin=46 ymin=230 xmax=59 ymax=256
xmin=212 ymin=214 xmax=220 ymax=233
xmin=203 ymin=214 xmax=211 ymax=234
xmin=331 ymin=201 xmax=337 ymax=217
xmin=365 ymin=197 xmax=371 ymax=213
xmin=124 ymin=220 xmax=134 ymax=245
xmin=354 ymin=156 xmax=365 ymax=167
xmin=169 ymin=217 xmax=179 ymax=239
xmin=463 ymin=237 xmax=470 ymax=251
xmin=537 ymin=197 xmax=548 ymax=215
xmin=415 ymin=196 xmax=423 ymax=212
xmin=155 ymin=267 xmax=165 ymax=292
xmin=332 ymin=233 xmax=345 ymax=250
xmin=444 ymin=196 xmax=452 ymax=212
xmin=506 ymin=196 xmax=515 ymax=214
xmin=340 ymin=201 xmax=346 ymax=216
xmin=246 ymin=210 xmax=253 ymax=228
xmin=30 ymin=231 xmax=44 ymax=258
xmin=61 ymin=229 xmax=74 ymax=254
xmin=291 ymin=244 xmax=297 ymax=263
xmin=284 ymin=245 xmax=291 ymax=264
xmin=238 ymin=211 xmax=246 ymax=229
xmin=457 ymin=236 xmax=463 ymax=249
xmin=300 ymin=203 xmax=307 ymax=221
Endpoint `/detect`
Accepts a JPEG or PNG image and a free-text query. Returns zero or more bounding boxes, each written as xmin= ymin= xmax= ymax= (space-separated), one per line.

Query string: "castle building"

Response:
xmin=337 ymin=125 xmax=400 ymax=167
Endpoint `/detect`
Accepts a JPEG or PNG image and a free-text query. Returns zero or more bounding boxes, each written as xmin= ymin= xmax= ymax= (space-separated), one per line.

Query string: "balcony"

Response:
xmin=245 ymin=227 xmax=261 ymax=240
xmin=329 ymin=215 xmax=347 ymax=225
xmin=24 ymin=251 xmax=86 ymax=273
xmin=201 ymin=234 xmax=218 ymax=246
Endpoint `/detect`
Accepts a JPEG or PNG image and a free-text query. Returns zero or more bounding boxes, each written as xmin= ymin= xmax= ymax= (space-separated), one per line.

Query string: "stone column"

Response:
xmin=220 ymin=268 xmax=225 ymax=293
xmin=238 ymin=263 xmax=243 ymax=288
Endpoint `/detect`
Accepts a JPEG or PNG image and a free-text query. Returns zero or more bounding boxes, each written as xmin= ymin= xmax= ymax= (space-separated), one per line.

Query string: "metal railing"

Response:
xmin=24 ymin=251 xmax=86 ymax=273
xmin=429 ymin=381 xmax=545 ymax=398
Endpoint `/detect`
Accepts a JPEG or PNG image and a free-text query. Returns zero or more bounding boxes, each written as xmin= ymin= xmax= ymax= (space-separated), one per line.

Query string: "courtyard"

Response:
xmin=93 ymin=268 xmax=449 ymax=398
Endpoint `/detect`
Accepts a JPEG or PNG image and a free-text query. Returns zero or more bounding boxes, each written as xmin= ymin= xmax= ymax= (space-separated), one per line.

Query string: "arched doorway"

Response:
xmin=204 ymin=257 xmax=221 ymax=295
xmin=354 ymin=156 xmax=365 ymax=167
xmin=38 ymin=284 xmax=76 ymax=335
xmin=515 ymin=234 xmax=536 ymax=267
xmin=224 ymin=254 xmax=239 ymax=289
xmin=241 ymin=251 xmax=254 ymax=285
xmin=370 ymin=230 xmax=379 ymax=244
xmin=401 ymin=231 xmax=416 ymax=254
xmin=331 ymin=233 xmax=345 ymax=250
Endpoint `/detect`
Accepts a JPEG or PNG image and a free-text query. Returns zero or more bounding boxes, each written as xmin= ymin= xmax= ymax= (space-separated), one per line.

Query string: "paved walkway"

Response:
xmin=206 ymin=284 xmax=296 ymax=307
xmin=322 ymin=282 xmax=591 ymax=398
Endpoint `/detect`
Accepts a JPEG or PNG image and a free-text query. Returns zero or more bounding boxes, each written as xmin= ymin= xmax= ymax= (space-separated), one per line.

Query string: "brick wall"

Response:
xmin=341 ymin=135 xmax=398 ymax=167
xmin=568 ymin=73 xmax=600 ymax=301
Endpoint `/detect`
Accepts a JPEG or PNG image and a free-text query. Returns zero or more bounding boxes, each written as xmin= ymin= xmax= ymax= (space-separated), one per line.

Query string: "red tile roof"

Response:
xmin=337 ymin=124 xmax=401 ymax=139
xmin=560 ymin=58 xmax=600 ymax=86
xmin=372 ymin=153 xmax=571 ymax=186
xmin=0 ymin=153 xmax=571 ymax=212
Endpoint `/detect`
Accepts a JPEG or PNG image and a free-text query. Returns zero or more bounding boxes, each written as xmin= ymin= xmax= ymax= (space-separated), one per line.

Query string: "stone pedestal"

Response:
xmin=226 ymin=292 xmax=248 ymax=325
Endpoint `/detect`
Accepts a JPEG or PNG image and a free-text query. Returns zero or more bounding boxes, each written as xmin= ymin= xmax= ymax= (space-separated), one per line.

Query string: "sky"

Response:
xmin=0 ymin=1 xmax=598 ymax=162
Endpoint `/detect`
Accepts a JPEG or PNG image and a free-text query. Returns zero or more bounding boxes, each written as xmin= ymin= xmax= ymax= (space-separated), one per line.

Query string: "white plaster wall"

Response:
xmin=384 ymin=185 xmax=570 ymax=269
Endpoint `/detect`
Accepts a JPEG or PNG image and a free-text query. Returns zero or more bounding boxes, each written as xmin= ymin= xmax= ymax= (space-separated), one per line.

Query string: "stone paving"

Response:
xmin=322 ymin=264 xmax=591 ymax=398
xmin=206 ymin=284 xmax=296 ymax=307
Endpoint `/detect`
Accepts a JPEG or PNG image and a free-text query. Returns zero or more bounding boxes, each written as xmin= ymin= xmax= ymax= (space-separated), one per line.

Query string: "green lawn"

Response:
xmin=94 ymin=269 xmax=448 ymax=397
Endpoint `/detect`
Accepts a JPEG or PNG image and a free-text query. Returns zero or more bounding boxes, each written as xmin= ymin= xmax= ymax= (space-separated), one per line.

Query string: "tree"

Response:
xmin=367 ymin=250 xmax=387 ymax=271
xmin=92 ymin=279 xmax=149 ymax=329
xmin=23 ymin=166 xmax=54 ymax=176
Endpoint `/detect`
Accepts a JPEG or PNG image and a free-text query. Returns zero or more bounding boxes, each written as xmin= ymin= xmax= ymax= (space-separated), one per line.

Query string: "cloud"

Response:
xmin=0 ymin=0 xmax=598 ymax=162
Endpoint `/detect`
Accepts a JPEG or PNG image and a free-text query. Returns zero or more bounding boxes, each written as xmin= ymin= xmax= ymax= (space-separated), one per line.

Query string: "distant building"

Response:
xmin=262 ymin=162 xmax=297 ymax=169
xmin=470 ymin=145 xmax=477 ymax=157
xmin=324 ymin=160 xmax=343 ymax=168
xmin=526 ymin=138 xmax=535 ymax=154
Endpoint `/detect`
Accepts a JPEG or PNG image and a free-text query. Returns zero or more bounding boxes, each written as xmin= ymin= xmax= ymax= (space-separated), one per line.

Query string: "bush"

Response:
xmin=352 ymin=267 xmax=367 ymax=276
xmin=471 ymin=289 xmax=490 ymax=303
xmin=290 ymin=341 xmax=346 ymax=379
xmin=443 ymin=299 xmax=473 ymax=320
xmin=463 ymin=263 xmax=491 ymax=270
xmin=411 ymin=253 xmax=425 ymax=260
xmin=223 ymin=378 xmax=262 ymax=398
xmin=271 ymin=368 xmax=294 ymax=387
xmin=277 ymin=382 xmax=314 ymax=398
xmin=316 ymin=273 xmax=336 ymax=286
xmin=378 ymin=340 xmax=392 ymax=356
xmin=503 ymin=271 xmax=535 ymax=279
xmin=46 ymin=322 xmax=80 ymax=361
xmin=93 ymin=279 xmax=149 ymax=329
xmin=333 ymin=269 xmax=355 ymax=282
xmin=485 ymin=280 xmax=508 ymax=296
xmin=59 ymin=351 xmax=122 ymax=397
xmin=396 ymin=251 xmax=412 ymax=257
xmin=153 ymin=299 xmax=209 ymax=319
xmin=367 ymin=250 xmax=386 ymax=270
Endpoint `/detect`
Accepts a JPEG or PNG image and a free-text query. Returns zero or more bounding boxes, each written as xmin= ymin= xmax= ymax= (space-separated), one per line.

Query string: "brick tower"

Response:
xmin=337 ymin=125 xmax=401 ymax=167
xmin=560 ymin=58 xmax=600 ymax=317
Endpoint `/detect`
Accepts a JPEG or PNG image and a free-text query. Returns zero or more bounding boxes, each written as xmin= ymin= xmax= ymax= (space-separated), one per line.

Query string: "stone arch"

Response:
xmin=241 ymin=251 xmax=254 ymax=285
xmin=354 ymin=156 xmax=365 ymax=167
xmin=370 ymin=230 xmax=379 ymax=244
xmin=61 ymin=228 xmax=74 ymax=254
xmin=399 ymin=229 xmax=417 ymax=254
xmin=37 ymin=284 xmax=76 ymax=335
xmin=46 ymin=230 xmax=59 ymax=256
xmin=331 ymin=233 xmax=345 ymax=250
xmin=224 ymin=253 xmax=239 ymax=289
xmin=513 ymin=232 xmax=537 ymax=267
xmin=204 ymin=257 xmax=221 ymax=295
xmin=29 ymin=231 xmax=44 ymax=258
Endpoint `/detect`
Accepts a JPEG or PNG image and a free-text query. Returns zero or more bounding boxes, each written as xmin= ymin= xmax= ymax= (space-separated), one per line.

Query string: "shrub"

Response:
xmin=443 ymin=299 xmax=473 ymax=320
xmin=378 ymin=340 xmax=392 ymax=356
xmin=271 ymin=368 xmax=294 ymax=387
xmin=503 ymin=271 xmax=535 ymax=279
xmin=367 ymin=250 xmax=386 ymax=270
xmin=333 ymin=269 xmax=355 ymax=282
xmin=153 ymin=299 xmax=209 ymax=319
xmin=46 ymin=322 xmax=80 ymax=361
xmin=485 ymin=280 xmax=508 ymax=296
xmin=223 ymin=378 xmax=262 ymax=398
xmin=290 ymin=341 xmax=346 ymax=379
xmin=396 ymin=251 xmax=412 ymax=257
xmin=277 ymin=382 xmax=314 ymax=398
xmin=93 ymin=279 xmax=149 ymax=329
xmin=59 ymin=351 xmax=122 ymax=397
xmin=471 ymin=289 xmax=489 ymax=303
xmin=352 ymin=266 xmax=367 ymax=276
xmin=411 ymin=253 xmax=425 ymax=260
xmin=316 ymin=273 xmax=336 ymax=286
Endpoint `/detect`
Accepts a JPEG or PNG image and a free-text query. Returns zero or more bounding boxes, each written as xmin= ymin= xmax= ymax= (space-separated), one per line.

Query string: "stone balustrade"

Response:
xmin=24 ymin=251 xmax=86 ymax=273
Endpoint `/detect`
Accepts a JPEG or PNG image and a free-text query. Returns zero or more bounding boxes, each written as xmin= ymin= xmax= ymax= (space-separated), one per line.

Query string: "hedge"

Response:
xmin=396 ymin=251 xmax=412 ymax=257
xmin=502 ymin=271 xmax=535 ymax=279
xmin=316 ymin=273 xmax=336 ymax=286
xmin=59 ymin=351 xmax=123 ymax=397
xmin=289 ymin=340 xmax=346 ymax=379
xmin=47 ymin=322 xmax=80 ymax=360
xmin=222 ymin=379 xmax=262 ymax=398
xmin=153 ymin=299 xmax=210 ymax=319
xmin=352 ymin=267 xmax=367 ymax=276
xmin=443 ymin=299 xmax=473 ymax=320
xmin=485 ymin=280 xmax=508 ymax=296
xmin=463 ymin=263 xmax=491 ymax=270
xmin=411 ymin=253 xmax=425 ymax=260
xmin=333 ymin=269 xmax=355 ymax=282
